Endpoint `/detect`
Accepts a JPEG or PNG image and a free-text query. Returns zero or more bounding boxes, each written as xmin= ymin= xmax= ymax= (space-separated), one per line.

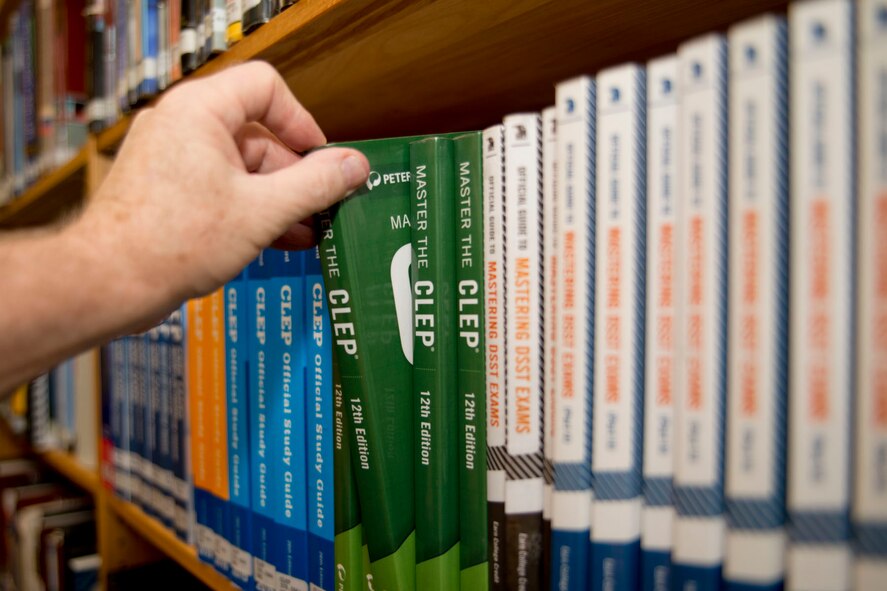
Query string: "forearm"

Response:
xmin=0 ymin=216 xmax=166 ymax=393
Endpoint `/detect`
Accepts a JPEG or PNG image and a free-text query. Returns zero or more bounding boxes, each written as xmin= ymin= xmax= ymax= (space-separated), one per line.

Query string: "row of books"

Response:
xmin=0 ymin=0 xmax=302 ymax=208
xmin=0 ymin=0 xmax=89 ymax=206
xmin=317 ymin=1 xmax=887 ymax=591
xmin=88 ymin=0 xmax=301 ymax=131
xmin=100 ymin=248 xmax=338 ymax=591
xmin=0 ymin=354 xmax=99 ymax=474
xmin=0 ymin=459 xmax=99 ymax=591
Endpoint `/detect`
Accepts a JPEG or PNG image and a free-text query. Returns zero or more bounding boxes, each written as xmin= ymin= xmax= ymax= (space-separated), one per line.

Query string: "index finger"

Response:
xmin=188 ymin=61 xmax=327 ymax=153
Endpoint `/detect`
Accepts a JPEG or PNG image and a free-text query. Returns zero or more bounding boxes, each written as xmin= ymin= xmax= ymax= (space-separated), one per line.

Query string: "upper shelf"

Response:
xmin=0 ymin=146 xmax=89 ymax=228
xmin=99 ymin=0 xmax=790 ymax=148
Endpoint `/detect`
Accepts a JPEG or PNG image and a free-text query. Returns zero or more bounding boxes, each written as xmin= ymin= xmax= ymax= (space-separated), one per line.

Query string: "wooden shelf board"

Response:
xmin=106 ymin=495 xmax=239 ymax=591
xmin=96 ymin=0 xmax=790 ymax=148
xmin=0 ymin=146 xmax=89 ymax=228
xmin=38 ymin=449 xmax=100 ymax=496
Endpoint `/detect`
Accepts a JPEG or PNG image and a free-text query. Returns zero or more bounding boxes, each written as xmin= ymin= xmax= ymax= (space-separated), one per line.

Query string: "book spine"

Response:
xmin=642 ymin=54 xmax=678 ymax=591
xmin=180 ymin=0 xmax=198 ymax=74
xmin=157 ymin=319 xmax=175 ymax=530
xmin=241 ymin=0 xmax=273 ymax=35
xmin=209 ymin=288 xmax=232 ymax=576
xmin=305 ymin=248 xmax=335 ymax=591
xmin=20 ymin=0 xmax=39 ymax=180
xmin=552 ymin=75 xmax=595 ymax=591
xmin=101 ymin=344 xmax=115 ymax=491
xmin=410 ymin=136 xmax=461 ymax=591
xmin=157 ymin=0 xmax=168 ymax=90
xmin=188 ymin=297 xmax=216 ymax=564
xmin=503 ymin=112 xmax=544 ymax=591
xmin=248 ymin=253 xmax=279 ymax=591
xmin=208 ymin=0 xmax=225 ymax=53
xmin=271 ymin=251 xmax=309 ymax=591
xmin=146 ymin=327 xmax=161 ymax=520
xmin=854 ymin=0 xmax=887 ymax=587
xmin=724 ymin=15 xmax=789 ymax=591
xmin=168 ymin=0 xmax=181 ymax=82
xmin=141 ymin=0 xmax=158 ymax=97
xmin=35 ymin=0 xmax=55 ymax=176
xmin=591 ymin=63 xmax=646 ymax=591
xmin=332 ymin=361 xmax=364 ymax=591
xmin=316 ymin=136 xmax=421 ymax=591
xmin=318 ymin=213 xmax=365 ymax=591
xmin=787 ymin=1 xmax=855 ymax=589
xmin=482 ymin=124 xmax=507 ymax=591
xmin=540 ymin=107 xmax=556 ymax=591
xmin=226 ymin=271 xmax=254 ymax=589
xmin=226 ymin=0 xmax=242 ymax=45
xmin=454 ymin=131 xmax=488 ymax=591
xmin=131 ymin=333 xmax=148 ymax=512
xmin=673 ymin=33 xmax=728 ymax=591
xmin=169 ymin=307 xmax=191 ymax=542
xmin=115 ymin=0 xmax=128 ymax=112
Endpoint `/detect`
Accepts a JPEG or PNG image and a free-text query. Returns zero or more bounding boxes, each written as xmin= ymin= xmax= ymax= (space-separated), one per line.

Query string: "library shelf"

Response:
xmin=0 ymin=146 xmax=89 ymax=229
xmin=106 ymin=494 xmax=239 ymax=591
xmin=38 ymin=449 xmax=100 ymax=496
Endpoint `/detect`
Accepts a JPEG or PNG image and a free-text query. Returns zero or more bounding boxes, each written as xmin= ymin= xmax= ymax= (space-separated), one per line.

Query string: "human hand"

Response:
xmin=75 ymin=61 xmax=369 ymax=318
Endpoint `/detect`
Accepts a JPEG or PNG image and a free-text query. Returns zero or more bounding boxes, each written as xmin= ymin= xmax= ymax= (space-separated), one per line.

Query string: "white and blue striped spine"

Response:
xmin=542 ymin=105 xmax=558 ymax=551
xmin=724 ymin=14 xmax=789 ymax=591
xmin=854 ymin=1 xmax=887 ymax=588
xmin=787 ymin=2 xmax=856 ymax=590
xmin=503 ymin=112 xmax=545 ymax=588
xmin=673 ymin=33 xmax=729 ymax=591
xmin=552 ymin=75 xmax=595 ymax=591
xmin=642 ymin=54 xmax=678 ymax=591
xmin=591 ymin=64 xmax=646 ymax=591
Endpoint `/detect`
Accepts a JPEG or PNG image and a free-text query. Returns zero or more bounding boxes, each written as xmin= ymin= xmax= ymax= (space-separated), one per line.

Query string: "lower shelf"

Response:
xmin=106 ymin=495 xmax=239 ymax=591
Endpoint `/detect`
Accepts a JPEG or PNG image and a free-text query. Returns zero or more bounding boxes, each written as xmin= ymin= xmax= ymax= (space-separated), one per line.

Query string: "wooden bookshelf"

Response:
xmin=0 ymin=146 xmax=89 ymax=228
xmin=38 ymin=449 xmax=100 ymax=496
xmin=1 ymin=0 xmax=800 ymax=586
xmin=106 ymin=495 xmax=239 ymax=591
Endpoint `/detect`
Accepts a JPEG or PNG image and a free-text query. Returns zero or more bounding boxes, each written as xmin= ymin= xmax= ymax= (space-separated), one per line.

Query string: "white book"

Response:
xmin=503 ymin=112 xmax=545 ymax=588
xmin=787 ymin=2 xmax=855 ymax=590
xmin=542 ymin=106 xmax=558 ymax=537
xmin=642 ymin=54 xmax=678 ymax=591
xmin=673 ymin=33 xmax=728 ymax=591
xmin=854 ymin=1 xmax=887 ymax=588
xmin=483 ymin=123 xmax=507 ymax=590
xmin=552 ymin=75 xmax=595 ymax=590
xmin=724 ymin=14 xmax=790 ymax=591
xmin=591 ymin=63 xmax=646 ymax=590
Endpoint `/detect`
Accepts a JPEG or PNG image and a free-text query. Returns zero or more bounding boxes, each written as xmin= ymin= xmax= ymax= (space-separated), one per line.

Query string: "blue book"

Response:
xmin=140 ymin=0 xmax=159 ymax=97
xmin=269 ymin=250 xmax=309 ymax=591
xmin=226 ymin=270 xmax=255 ymax=590
xmin=305 ymin=247 xmax=335 ymax=590
xmin=168 ymin=307 xmax=191 ymax=542
xmin=130 ymin=333 xmax=149 ymax=513
xmin=248 ymin=252 xmax=279 ymax=591
xmin=156 ymin=319 xmax=175 ymax=531
xmin=145 ymin=327 xmax=162 ymax=521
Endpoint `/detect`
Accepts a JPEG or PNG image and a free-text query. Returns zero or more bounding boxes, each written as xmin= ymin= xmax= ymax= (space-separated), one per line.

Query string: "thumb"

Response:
xmin=249 ymin=147 xmax=369 ymax=222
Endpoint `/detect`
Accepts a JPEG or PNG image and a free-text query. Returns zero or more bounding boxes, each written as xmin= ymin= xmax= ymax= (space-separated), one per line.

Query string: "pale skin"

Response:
xmin=0 ymin=61 xmax=370 ymax=394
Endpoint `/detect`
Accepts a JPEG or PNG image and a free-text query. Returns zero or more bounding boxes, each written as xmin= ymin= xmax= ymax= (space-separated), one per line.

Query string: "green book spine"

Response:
xmin=410 ymin=137 xmax=461 ymax=591
xmin=453 ymin=132 xmax=489 ymax=591
xmin=333 ymin=365 xmax=364 ymax=591
xmin=317 ymin=136 xmax=425 ymax=591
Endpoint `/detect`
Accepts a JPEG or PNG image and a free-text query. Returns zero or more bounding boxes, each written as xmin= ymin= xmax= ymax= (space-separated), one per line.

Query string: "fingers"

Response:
xmin=173 ymin=61 xmax=326 ymax=153
xmin=246 ymin=147 xmax=369 ymax=222
xmin=236 ymin=123 xmax=300 ymax=174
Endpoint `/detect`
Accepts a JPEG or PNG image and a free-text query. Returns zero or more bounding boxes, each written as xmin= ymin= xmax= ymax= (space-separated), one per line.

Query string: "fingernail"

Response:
xmin=341 ymin=155 xmax=368 ymax=188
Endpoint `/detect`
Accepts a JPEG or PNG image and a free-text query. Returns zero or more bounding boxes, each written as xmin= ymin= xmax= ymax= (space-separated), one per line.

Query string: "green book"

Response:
xmin=333 ymin=367 xmax=364 ymax=591
xmin=317 ymin=136 xmax=434 ymax=591
xmin=453 ymin=132 xmax=489 ymax=591
xmin=410 ymin=137 xmax=461 ymax=590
